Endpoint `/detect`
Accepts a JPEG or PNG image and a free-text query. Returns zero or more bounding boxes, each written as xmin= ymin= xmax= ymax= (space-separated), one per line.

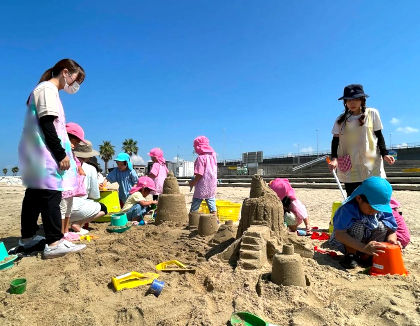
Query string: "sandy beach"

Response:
xmin=0 ymin=185 xmax=419 ymax=326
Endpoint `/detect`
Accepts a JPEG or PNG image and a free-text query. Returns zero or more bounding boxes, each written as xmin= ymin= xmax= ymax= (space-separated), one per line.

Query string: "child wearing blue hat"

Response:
xmin=101 ymin=153 xmax=138 ymax=205
xmin=333 ymin=176 xmax=398 ymax=269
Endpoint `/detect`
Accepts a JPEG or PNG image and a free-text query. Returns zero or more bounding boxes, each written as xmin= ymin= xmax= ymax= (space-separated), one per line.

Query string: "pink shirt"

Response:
xmin=193 ymin=153 xmax=217 ymax=199
xmin=150 ymin=162 xmax=168 ymax=195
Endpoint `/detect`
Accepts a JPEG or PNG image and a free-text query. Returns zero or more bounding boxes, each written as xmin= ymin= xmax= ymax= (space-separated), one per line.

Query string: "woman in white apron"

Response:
xmin=328 ymin=84 xmax=395 ymax=196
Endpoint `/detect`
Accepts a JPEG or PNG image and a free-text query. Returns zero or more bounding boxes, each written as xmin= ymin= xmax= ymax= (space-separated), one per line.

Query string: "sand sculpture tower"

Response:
xmin=215 ymin=175 xmax=312 ymax=270
xmin=237 ymin=175 xmax=285 ymax=239
xmin=155 ymin=172 xmax=188 ymax=225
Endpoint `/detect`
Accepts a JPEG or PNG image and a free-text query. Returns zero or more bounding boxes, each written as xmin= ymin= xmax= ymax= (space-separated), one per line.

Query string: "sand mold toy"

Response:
xmin=155 ymin=260 xmax=195 ymax=273
xmin=0 ymin=242 xmax=19 ymax=270
xmin=370 ymin=242 xmax=408 ymax=276
xmin=112 ymin=271 xmax=159 ymax=291
xmin=230 ymin=311 xmax=279 ymax=326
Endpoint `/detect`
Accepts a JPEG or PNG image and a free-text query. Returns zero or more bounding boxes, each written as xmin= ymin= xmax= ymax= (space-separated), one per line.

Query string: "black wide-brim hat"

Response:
xmin=338 ymin=84 xmax=369 ymax=100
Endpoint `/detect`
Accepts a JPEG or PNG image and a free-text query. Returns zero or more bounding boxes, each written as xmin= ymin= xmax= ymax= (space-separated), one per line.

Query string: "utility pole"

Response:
xmin=316 ymin=129 xmax=319 ymax=157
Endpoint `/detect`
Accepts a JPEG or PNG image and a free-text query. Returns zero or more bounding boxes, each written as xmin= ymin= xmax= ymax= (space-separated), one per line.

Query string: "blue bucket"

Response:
xmin=149 ymin=279 xmax=164 ymax=297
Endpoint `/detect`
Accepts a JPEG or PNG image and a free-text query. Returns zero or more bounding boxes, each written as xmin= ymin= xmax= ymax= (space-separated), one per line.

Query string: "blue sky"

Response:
xmin=1 ymin=1 xmax=420 ymax=172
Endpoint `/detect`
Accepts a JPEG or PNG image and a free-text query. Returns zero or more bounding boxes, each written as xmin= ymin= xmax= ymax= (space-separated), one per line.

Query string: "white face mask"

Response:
xmin=64 ymin=73 xmax=80 ymax=94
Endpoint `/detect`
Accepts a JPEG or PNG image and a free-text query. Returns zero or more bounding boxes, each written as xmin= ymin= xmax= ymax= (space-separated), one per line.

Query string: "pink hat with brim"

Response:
xmin=129 ymin=176 xmax=156 ymax=194
xmin=193 ymin=136 xmax=215 ymax=155
xmin=268 ymin=178 xmax=297 ymax=201
xmin=390 ymin=198 xmax=400 ymax=209
xmin=148 ymin=147 xmax=166 ymax=165
xmin=66 ymin=122 xmax=87 ymax=143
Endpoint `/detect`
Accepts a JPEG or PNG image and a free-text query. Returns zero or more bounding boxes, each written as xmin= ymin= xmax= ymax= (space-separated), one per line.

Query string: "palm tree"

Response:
xmin=2 ymin=168 xmax=7 ymax=176
xmin=99 ymin=141 xmax=115 ymax=174
xmin=122 ymin=139 xmax=138 ymax=156
xmin=11 ymin=166 xmax=19 ymax=176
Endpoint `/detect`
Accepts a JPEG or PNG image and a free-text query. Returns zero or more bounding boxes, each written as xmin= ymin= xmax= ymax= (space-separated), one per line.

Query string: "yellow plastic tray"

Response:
xmin=111 ymin=272 xmax=159 ymax=291
xmin=155 ymin=260 xmax=195 ymax=273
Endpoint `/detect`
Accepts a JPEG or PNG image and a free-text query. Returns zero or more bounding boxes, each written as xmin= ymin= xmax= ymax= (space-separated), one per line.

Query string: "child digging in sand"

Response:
xmin=269 ymin=178 xmax=311 ymax=232
xmin=121 ymin=176 xmax=158 ymax=223
xmin=101 ymin=152 xmax=138 ymax=206
xmin=332 ymin=176 xmax=398 ymax=269
xmin=189 ymin=136 xmax=218 ymax=214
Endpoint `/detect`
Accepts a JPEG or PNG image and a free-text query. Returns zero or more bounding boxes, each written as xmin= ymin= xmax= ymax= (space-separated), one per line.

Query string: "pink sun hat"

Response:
xmin=148 ymin=147 xmax=166 ymax=164
xmin=66 ymin=122 xmax=87 ymax=143
xmin=129 ymin=176 xmax=156 ymax=194
xmin=193 ymin=136 xmax=214 ymax=155
xmin=268 ymin=178 xmax=297 ymax=201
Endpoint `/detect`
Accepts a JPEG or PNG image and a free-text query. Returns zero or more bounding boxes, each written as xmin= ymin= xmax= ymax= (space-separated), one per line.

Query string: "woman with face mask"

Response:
xmin=18 ymin=59 xmax=87 ymax=259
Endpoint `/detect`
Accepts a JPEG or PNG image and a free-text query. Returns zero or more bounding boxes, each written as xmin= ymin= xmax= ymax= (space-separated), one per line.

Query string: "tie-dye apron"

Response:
xmin=19 ymin=83 xmax=77 ymax=191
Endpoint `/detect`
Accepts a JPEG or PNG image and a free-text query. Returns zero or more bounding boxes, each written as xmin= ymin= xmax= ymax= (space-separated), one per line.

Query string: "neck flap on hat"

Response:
xmin=193 ymin=136 xmax=215 ymax=155
xmin=115 ymin=152 xmax=133 ymax=170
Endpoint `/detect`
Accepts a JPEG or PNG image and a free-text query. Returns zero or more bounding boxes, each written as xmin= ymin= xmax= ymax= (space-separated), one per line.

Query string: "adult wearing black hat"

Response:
xmin=328 ymin=84 xmax=395 ymax=196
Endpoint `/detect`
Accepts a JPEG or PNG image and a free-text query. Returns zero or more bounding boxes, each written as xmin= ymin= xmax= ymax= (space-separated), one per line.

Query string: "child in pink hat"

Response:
xmin=269 ymin=178 xmax=311 ymax=232
xmin=388 ymin=198 xmax=410 ymax=248
xmin=61 ymin=122 xmax=88 ymax=236
xmin=189 ymin=136 xmax=218 ymax=214
xmin=122 ymin=176 xmax=158 ymax=222
xmin=148 ymin=147 xmax=169 ymax=200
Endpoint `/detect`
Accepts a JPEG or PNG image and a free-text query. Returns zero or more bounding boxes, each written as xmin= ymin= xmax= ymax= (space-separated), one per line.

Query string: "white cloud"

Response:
xmin=390 ymin=117 xmax=400 ymax=125
xmin=300 ymin=146 xmax=314 ymax=153
xmin=396 ymin=126 xmax=419 ymax=134
xmin=131 ymin=155 xmax=145 ymax=165
xmin=396 ymin=143 xmax=408 ymax=148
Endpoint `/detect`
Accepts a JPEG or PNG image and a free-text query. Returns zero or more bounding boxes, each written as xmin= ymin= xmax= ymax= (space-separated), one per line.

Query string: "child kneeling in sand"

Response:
xmin=332 ymin=177 xmax=398 ymax=269
xmin=121 ymin=176 xmax=158 ymax=222
xmin=269 ymin=178 xmax=310 ymax=232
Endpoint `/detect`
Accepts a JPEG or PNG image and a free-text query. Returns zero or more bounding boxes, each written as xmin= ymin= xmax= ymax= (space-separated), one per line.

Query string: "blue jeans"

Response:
xmin=126 ymin=204 xmax=147 ymax=221
xmin=190 ymin=198 xmax=216 ymax=213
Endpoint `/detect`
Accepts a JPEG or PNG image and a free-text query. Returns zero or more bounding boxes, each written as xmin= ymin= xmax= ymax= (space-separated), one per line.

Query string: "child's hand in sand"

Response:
xmin=362 ymin=241 xmax=386 ymax=256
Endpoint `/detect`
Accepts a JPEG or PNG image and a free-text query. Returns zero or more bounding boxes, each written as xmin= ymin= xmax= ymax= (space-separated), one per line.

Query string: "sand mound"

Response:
xmin=0 ymin=185 xmax=419 ymax=326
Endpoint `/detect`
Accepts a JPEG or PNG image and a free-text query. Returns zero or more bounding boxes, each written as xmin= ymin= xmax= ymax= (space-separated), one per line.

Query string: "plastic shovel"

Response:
xmin=111 ymin=272 xmax=159 ymax=291
xmin=230 ymin=311 xmax=279 ymax=326
xmin=155 ymin=260 xmax=196 ymax=273
xmin=326 ymin=157 xmax=347 ymax=200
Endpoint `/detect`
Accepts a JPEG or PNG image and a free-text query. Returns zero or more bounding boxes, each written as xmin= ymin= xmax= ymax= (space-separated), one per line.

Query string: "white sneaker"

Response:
xmin=43 ymin=239 xmax=86 ymax=259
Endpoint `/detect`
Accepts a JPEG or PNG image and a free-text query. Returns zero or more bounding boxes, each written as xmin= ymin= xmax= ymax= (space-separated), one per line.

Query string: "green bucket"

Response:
xmin=10 ymin=278 xmax=27 ymax=294
xmin=110 ymin=213 xmax=128 ymax=226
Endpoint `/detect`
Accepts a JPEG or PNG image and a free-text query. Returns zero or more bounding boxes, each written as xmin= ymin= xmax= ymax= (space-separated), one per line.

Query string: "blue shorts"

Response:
xmin=190 ymin=198 xmax=216 ymax=213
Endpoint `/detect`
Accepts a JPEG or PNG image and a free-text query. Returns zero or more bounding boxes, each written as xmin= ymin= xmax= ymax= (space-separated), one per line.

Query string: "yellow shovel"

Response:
xmin=111 ymin=272 xmax=159 ymax=291
xmin=155 ymin=260 xmax=195 ymax=273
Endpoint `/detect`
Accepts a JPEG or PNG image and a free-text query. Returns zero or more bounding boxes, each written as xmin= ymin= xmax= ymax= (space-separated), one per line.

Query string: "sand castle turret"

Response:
xmin=214 ymin=175 xmax=313 ymax=271
xmin=237 ymin=175 xmax=285 ymax=239
xmin=155 ymin=172 xmax=188 ymax=225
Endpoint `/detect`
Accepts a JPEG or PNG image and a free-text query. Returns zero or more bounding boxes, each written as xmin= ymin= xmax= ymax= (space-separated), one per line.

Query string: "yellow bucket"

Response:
xmin=94 ymin=190 xmax=121 ymax=222
xmin=329 ymin=201 xmax=342 ymax=234
xmin=217 ymin=202 xmax=241 ymax=222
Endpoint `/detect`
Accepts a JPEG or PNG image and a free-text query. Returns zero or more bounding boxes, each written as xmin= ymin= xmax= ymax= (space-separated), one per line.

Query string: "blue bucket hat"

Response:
xmin=343 ymin=177 xmax=392 ymax=213
xmin=115 ymin=152 xmax=133 ymax=170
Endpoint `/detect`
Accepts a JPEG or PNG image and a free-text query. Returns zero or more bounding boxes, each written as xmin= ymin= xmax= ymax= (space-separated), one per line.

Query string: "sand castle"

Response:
xmin=215 ymin=175 xmax=313 ymax=273
xmin=155 ymin=172 xmax=188 ymax=225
